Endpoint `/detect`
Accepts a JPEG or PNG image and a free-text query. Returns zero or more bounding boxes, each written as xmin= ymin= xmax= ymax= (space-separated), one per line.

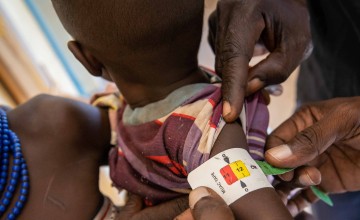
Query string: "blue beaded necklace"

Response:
xmin=0 ymin=109 xmax=29 ymax=219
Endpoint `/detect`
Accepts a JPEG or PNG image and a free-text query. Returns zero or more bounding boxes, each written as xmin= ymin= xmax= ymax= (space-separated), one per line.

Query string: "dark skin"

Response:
xmin=5 ymin=78 xmax=291 ymax=220
xmin=6 ymin=100 xmax=290 ymax=220
xmin=187 ymin=97 xmax=360 ymax=219
xmin=66 ymin=14 xmax=292 ymax=220
xmin=112 ymin=112 xmax=292 ymax=220
xmin=174 ymin=186 xmax=236 ymax=220
xmin=199 ymin=0 xmax=360 ymax=218
xmin=6 ymin=95 xmax=189 ymax=220
xmin=2 ymin=0 xmax=292 ymax=218
xmin=176 ymin=186 xmax=314 ymax=220
xmin=3 ymin=0 xmax=199 ymax=218
xmin=64 ymin=51 xmax=291 ymax=218
xmin=175 ymin=123 xmax=293 ymax=220
xmin=266 ymin=97 xmax=360 ymax=215
xmin=114 ymin=193 xmax=188 ymax=220
xmin=6 ymin=94 xmax=111 ymax=219
xmin=209 ymin=123 xmax=292 ymax=219
xmin=208 ymin=0 xmax=311 ymax=122
xmin=66 ymin=36 xmax=209 ymax=109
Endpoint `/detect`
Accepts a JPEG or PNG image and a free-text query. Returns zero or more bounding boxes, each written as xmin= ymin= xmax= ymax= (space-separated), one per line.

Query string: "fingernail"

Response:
xmin=267 ymin=144 xmax=293 ymax=161
xmin=279 ymin=171 xmax=294 ymax=181
xmin=265 ymin=85 xmax=283 ymax=96
xmin=189 ymin=187 xmax=211 ymax=209
xmin=248 ymin=78 xmax=261 ymax=85
xmin=173 ymin=209 xmax=192 ymax=220
xmin=299 ymin=173 xmax=315 ymax=186
xmin=223 ymin=101 xmax=232 ymax=117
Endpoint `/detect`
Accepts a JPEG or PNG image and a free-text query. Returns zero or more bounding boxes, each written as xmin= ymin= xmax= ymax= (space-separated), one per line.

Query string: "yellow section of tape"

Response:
xmin=229 ymin=160 xmax=250 ymax=179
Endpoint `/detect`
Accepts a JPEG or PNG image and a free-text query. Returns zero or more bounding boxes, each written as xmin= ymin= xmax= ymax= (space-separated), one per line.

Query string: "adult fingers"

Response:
xmin=183 ymin=187 xmax=234 ymax=220
xmin=207 ymin=11 xmax=217 ymax=53
xmin=294 ymin=211 xmax=315 ymax=220
xmin=266 ymin=105 xmax=319 ymax=151
xmin=191 ymin=187 xmax=234 ymax=220
xmin=286 ymin=188 xmax=318 ymax=217
xmin=117 ymin=193 xmax=143 ymax=219
xmin=247 ymin=51 xmax=294 ymax=95
xmin=117 ymin=194 xmax=188 ymax=220
xmin=266 ymin=112 xmax=341 ymax=168
xmin=253 ymin=43 xmax=268 ymax=57
xmin=275 ymin=166 xmax=321 ymax=190
xmin=275 ymin=182 xmax=318 ymax=217
xmin=174 ymin=209 xmax=193 ymax=220
xmin=247 ymin=21 xmax=310 ymax=94
xmin=134 ymin=196 xmax=188 ymax=220
xmin=249 ymin=0 xmax=310 ymax=94
xmin=293 ymin=166 xmax=321 ymax=187
xmin=215 ymin=1 xmax=265 ymax=122
xmin=221 ymin=56 xmax=251 ymax=122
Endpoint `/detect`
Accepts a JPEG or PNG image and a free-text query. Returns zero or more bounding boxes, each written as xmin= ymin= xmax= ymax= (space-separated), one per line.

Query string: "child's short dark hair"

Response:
xmin=52 ymin=0 xmax=204 ymax=53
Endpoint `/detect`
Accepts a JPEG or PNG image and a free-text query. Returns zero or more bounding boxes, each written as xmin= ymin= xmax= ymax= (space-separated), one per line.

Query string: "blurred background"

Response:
xmin=0 ymin=0 xmax=108 ymax=105
xmin=0 ymin=0 xmax=297 ymax=129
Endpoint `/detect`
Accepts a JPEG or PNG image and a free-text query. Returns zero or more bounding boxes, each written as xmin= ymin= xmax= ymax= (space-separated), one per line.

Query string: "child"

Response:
xmin=2 ymin=0 xmax=292 ymax=219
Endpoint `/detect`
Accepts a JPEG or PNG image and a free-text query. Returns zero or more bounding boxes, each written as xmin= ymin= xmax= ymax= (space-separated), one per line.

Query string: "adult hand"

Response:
xmin=208 ymin=0 xmax=311 ymax=122
xmin=265 ymin=97 xmax=360 ymax=214
xmin=117 ymin=193 xmax=188 ymax=220
xmin=175 ymin=187 xmax=234 ymax=220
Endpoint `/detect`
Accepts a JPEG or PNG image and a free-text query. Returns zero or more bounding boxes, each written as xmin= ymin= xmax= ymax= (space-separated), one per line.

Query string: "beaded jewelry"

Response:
xmin=0 ymin=109 xmax=29 ymax=219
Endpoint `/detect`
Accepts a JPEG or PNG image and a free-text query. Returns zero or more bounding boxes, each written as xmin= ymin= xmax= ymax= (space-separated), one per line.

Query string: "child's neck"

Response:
xmin=113 ymin=66 xmax=210 ymax=109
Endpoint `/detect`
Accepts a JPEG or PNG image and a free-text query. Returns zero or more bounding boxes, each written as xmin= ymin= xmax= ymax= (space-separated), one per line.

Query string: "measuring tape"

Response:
xmin=188 ymin=148 xmax=333 ymax=206
xmin=256 ymin=160 xmax=333 ymax=206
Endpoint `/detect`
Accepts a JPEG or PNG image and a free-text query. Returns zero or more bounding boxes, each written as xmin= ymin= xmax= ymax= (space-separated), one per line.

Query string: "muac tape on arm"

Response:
xmin=188 ymin=148 xmax=333 ymax=206
xmin=188 ymin=148 xmax=272 ymax=205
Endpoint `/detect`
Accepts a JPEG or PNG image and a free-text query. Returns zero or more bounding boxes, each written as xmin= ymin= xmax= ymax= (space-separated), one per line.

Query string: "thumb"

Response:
xmin=117 ymin=193 xmax=143 ymax=219
xmin=189 ymin=187 xmax=234 ymax=220
xmin=265 ymin=118 xmax=338 ymax=168
xmin=247 ymin=51 xmax=295 ymax=95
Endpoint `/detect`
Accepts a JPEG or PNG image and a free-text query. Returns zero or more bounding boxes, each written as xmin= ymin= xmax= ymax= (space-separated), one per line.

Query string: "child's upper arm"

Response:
xmin=210 ymin=122 xmax=248 ymax=158
xmin=210 ymin=122 xmax=292 ymax=220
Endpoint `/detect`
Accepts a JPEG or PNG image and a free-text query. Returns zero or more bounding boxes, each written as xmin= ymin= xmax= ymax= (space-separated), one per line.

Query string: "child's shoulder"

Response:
xmin=2 ymin=94 xmax=111 ymax=219
xmin=7 ymin=94 xmax=110 ymax=151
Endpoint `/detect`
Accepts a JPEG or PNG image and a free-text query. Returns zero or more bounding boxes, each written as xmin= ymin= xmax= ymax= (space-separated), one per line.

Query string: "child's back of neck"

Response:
xmin=110 ymin=49 xmax=210 ymax=109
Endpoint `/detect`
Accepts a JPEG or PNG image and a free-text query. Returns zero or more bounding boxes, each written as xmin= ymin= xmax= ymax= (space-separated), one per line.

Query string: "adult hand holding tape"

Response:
xmin=175 ymin=186 xmax=316 ymax=220
xmin=266 ymin=97 xmax=360 ymax=192
xmin=265 ymin=97 xmax=360 ymax=214
xmin=175 ymin=187 xmax=234 ymax=220
xmin=183 ymin=148 xmax=332 ymax=219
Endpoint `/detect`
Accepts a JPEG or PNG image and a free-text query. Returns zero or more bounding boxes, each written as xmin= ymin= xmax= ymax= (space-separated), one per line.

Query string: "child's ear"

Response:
xmin=67 ymin=41 xmax=103 ymax=77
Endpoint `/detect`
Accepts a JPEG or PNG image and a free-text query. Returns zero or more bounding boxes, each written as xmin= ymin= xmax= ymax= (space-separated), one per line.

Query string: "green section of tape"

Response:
xmin=255 ymin=160 xmax=334 ymax=207
xmin=310 ymin=186 xmax=333 ymax=207
xmin=255 ymin=160 xmax=293 ymax=175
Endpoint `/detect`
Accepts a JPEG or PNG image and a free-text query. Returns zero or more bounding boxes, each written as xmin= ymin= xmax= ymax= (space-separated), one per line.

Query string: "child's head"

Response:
xmin=52 ymin=0 xmax=205 ymax=100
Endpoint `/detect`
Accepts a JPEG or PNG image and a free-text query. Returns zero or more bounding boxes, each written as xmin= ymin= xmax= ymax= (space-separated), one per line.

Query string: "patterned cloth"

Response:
xmin=92 ymin=82 xmax=269 ymax=205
